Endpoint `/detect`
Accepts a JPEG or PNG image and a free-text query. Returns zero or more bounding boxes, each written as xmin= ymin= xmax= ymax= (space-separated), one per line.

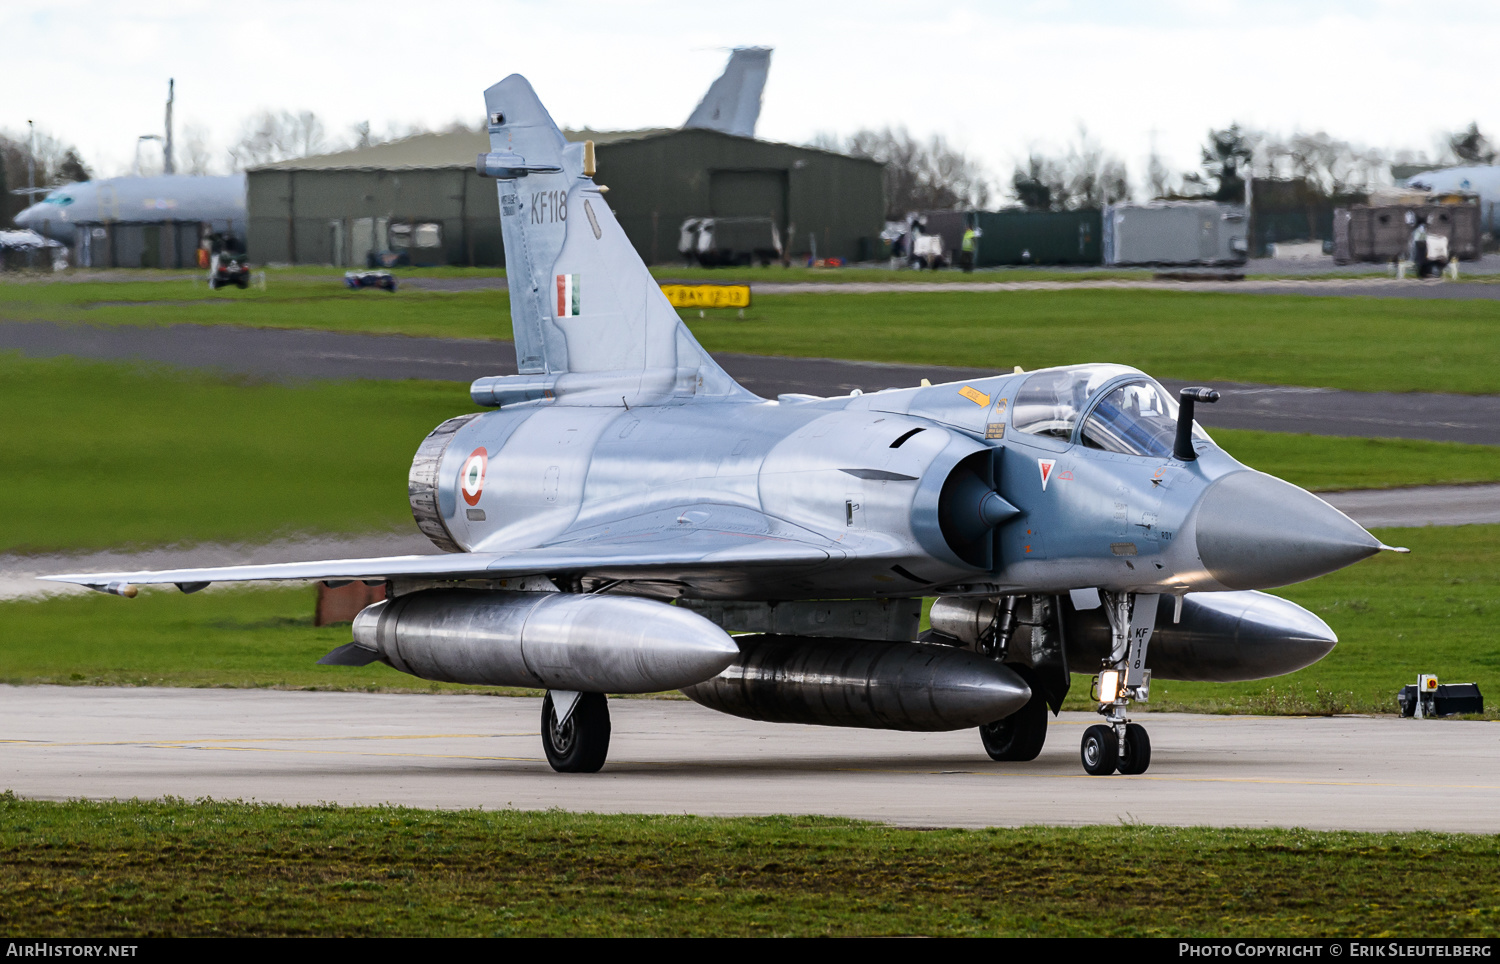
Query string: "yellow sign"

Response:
xmin=660 ymin=283 xmax=751 ymax=309
xmin=958 ymin=385 xmax=991 ymax=406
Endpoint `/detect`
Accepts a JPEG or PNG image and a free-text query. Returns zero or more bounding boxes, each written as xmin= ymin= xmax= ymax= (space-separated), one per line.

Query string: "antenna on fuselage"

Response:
xmin=1174 ymin=387 xmax=1220 ymax=461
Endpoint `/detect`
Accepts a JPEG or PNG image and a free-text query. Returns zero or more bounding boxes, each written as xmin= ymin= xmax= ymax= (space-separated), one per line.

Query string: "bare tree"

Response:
xmin=0 ymin=127 xmax=92 ymax=223
xmin=815 ymin=127 xmax=992 ymax=217
xmin=1146 ymin=146 xmax=1175 ymax=200
xmin=180 ymin=122 xmax=216 ymax=175
xmin=1011 ymin=153 xmax=1065 ymax=211
xmin=1009 ymin=128 xmax=1129 ymax=210
xmin=1064 ymin=126 xmax=1129 ymax=208
xmin=229 ymin=110 xmax=330 ymax=169
xmin=1259 ymin=130 xmax=1388 ymax=195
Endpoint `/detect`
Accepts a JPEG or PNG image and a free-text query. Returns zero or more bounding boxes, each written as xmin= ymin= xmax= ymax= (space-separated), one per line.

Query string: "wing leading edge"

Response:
xmin=40 ymin=511 xmax=838 ymax=594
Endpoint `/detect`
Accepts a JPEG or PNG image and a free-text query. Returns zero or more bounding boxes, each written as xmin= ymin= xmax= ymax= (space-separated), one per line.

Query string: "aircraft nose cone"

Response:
xmin=1194 ymin=471 xmax=1382 ymax=590
xmin=13 ymin=204 xmax=36 ymax=228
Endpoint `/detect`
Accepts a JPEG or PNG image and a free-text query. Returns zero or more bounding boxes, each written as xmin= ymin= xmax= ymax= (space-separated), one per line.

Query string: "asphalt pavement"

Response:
xmin=3 ymin=319 xmax=1498 ymax=444
xmin=3 ymin=686 xmax=1496 ymax=832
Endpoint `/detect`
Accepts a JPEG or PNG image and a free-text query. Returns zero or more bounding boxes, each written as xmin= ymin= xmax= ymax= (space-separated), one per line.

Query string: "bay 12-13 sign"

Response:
xmin=660 ymin=284 xmax=751 ymax=310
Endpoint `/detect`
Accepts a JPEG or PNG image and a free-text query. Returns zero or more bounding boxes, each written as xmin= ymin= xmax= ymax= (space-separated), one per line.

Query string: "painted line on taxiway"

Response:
xmin=24 ymin=736 xmax=1496 ymax=792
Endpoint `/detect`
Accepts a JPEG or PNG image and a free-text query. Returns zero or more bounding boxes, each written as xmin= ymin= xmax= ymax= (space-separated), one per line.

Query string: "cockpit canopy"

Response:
xmin=1011 ymin=364 xmax=1205 ymax=458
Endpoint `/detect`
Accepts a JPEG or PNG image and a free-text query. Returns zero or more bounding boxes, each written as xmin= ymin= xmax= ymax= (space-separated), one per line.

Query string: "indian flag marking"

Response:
xmin=556 ymin=274 xmax=580 ymax=317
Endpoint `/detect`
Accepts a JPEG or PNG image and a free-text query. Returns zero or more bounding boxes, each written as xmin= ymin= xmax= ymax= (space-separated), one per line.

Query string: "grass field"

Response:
xmin=1 ymin=796 xmax=1495 ymax=936
xmin=3 ymin=525 xmax=1493 ymax=716
xmin=3 ymin=354 xmax=1498 ymax=555
xmin=0 ymin=356 xmax=470 ymax=554
xmin=4 ymin=278 xmax=1500 ymax=393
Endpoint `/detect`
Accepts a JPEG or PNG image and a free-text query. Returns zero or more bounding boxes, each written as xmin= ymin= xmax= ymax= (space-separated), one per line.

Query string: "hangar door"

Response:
xmin=710 ymin=169 xmax=788 ymax=228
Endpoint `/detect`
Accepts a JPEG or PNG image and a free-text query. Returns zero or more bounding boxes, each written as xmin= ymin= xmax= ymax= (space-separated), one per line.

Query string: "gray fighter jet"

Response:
xmin=44 ymin=75 xmax=1404 ymax=776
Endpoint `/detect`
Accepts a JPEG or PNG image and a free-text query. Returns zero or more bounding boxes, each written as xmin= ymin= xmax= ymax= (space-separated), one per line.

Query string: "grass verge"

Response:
xmin=5 ymin=280 xmax=1500 ymax=393
xmin=0 ymin=796 xmax=1496 ymax=936
xmin=0 ymin=355 xmax=475 ymax=554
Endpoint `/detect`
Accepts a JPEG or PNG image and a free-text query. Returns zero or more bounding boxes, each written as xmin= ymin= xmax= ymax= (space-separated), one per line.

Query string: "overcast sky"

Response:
xmin=6 ymin=0 xmax=1499 ymax=193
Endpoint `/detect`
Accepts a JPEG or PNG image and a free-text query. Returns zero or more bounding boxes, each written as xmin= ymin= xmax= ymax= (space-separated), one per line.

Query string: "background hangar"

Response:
xmin=246 ymin=127 xmax=885 ymax=267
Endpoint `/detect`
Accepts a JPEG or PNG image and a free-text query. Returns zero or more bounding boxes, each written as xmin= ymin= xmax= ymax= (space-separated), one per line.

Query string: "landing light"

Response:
xmin=1095 ymin=669 xmax=1121 ymax=704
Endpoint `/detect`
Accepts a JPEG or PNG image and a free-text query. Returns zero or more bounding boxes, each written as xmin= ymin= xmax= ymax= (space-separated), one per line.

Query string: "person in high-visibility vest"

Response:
xmin=960 ymin=225 xmax=979 ymax=273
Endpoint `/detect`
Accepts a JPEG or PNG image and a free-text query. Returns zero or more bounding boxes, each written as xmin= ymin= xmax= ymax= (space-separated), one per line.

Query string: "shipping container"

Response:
xmin=973 ymin=209 xmax=1102 ymax=267
xmin=1332 ymin=202 xmax=1482 ymax=263
xmin=1103 ymin=201 xmax=1247 ymax=266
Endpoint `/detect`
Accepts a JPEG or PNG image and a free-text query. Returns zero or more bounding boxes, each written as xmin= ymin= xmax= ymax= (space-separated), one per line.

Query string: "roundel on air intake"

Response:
xmin=460 ymin=448 xmax=488 ymax=506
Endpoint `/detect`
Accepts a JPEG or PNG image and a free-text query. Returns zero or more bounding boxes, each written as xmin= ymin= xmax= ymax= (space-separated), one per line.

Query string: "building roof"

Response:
xmin=249 ymin=128 xmax=674 ymax=172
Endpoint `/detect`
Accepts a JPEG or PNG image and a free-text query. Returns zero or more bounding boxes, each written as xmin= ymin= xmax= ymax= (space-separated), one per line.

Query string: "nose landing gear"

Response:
xmin=1081 ymin=592 xmax=1159 ymax=775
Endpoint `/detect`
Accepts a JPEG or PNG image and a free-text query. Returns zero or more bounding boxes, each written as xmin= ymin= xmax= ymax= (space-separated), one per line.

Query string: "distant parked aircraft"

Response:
xmin=13 ymin=173 xmax=248 ymax=248
xmin=684 ymin=46 xmax=771 ymax=138
xmin=1405 ymin=165 xmax=1500 ymax=232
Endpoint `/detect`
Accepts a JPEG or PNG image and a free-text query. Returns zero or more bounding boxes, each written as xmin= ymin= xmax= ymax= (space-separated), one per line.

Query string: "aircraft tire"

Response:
xmin=1117 ymin=722 xmax=1151 ymax=775
xmin=978 ymin=664 xmax=1047 ymax=761
xmin=1080 ymin=724 xmax=1118 ymax=776
xmin=541 ymin=691 xmax=611 ymax=773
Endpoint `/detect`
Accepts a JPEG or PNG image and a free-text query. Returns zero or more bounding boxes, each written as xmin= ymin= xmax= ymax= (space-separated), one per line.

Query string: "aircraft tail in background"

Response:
xmin=684 ymin=47 xmax=772 ymax=139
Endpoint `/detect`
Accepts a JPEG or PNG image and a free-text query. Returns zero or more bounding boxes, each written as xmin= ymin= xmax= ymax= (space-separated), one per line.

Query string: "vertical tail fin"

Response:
xmin=482 ymin=75 xmax=750 ymax=405
xmin=684 ymin=47 xmax=772 ymax=139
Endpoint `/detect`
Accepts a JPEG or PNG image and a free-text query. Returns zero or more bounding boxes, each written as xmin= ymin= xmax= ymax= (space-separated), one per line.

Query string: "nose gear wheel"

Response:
xmin=541 ymin=691 xmax=611 ymax=773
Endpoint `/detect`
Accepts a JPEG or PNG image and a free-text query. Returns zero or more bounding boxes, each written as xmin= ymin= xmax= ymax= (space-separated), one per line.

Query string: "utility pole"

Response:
xmin=164 ymin=79 xmax=175 ymax=175
xmin=27 ymin=120 xmax=36 ymax=269
xmin=26 ymin=120 xmax=35 ymax=197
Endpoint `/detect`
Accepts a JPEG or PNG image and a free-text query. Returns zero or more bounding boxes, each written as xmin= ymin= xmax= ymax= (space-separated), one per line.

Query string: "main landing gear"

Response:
xmin=980 ymin=663 xmax=1048 ymax=761
xmin=541 ymin=690 xmax=611 ymax=773
xmin=1081 ymin=592 xmax=1159 ymax=776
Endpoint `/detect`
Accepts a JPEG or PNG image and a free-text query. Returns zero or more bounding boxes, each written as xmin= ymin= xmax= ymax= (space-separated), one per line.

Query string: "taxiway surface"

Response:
xmin=3 ymin=686 xmax=1496 ymax=832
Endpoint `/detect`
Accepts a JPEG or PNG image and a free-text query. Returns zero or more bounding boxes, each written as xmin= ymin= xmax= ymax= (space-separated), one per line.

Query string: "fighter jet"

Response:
xmin=43 ymin=75 xmax=1405 ymax=776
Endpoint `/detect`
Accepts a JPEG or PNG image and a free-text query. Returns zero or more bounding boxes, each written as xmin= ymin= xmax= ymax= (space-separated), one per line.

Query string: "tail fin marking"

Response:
xmin=483 ymin=75 xmax=751 ymax=405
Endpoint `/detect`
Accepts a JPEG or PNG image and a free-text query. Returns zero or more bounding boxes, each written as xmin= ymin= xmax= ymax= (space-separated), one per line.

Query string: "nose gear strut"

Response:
xmin=1083 ymin=591 xmax=1158 ymax=775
